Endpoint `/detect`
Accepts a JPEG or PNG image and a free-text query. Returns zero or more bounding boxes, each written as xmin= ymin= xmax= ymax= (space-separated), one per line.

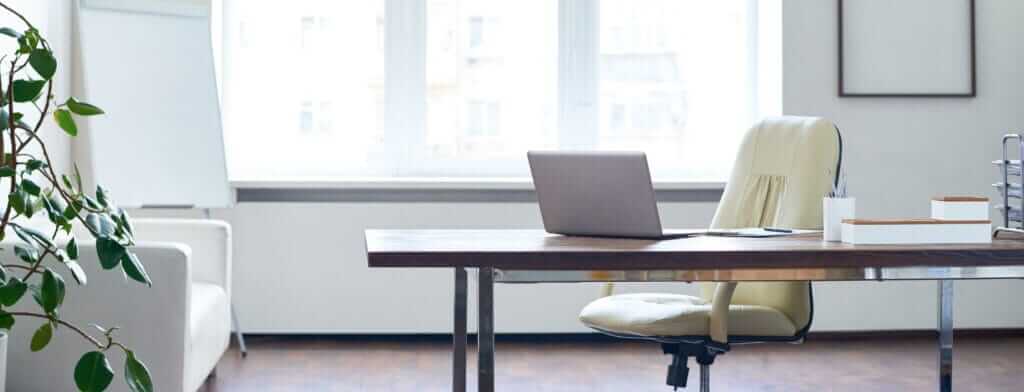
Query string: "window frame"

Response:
xmin=218 ymin=0 xmax=778 ymax=187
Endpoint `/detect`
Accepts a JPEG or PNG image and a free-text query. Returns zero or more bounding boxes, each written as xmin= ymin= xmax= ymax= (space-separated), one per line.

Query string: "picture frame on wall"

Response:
xmin=838 ymin=0 xmax=976 ymax=97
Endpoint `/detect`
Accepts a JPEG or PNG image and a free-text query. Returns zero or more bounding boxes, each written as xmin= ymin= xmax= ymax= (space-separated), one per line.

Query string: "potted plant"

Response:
xmin=0 ymin=2 xmax=153 ymax=391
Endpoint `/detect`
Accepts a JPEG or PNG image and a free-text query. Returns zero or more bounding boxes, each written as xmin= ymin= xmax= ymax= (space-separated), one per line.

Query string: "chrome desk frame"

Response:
xmin=451 ymin=265 xmax=1024 ymax=392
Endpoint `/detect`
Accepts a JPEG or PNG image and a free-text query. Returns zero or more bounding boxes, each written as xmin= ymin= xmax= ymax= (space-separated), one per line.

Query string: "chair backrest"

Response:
xmin=699 ymin=116 xmax=842 ymax=333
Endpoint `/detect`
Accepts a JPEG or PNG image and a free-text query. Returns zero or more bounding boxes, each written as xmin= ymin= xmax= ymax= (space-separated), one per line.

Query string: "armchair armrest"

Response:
xmin=130 ymin=218 xmax=232 ymax=296
xmin=708 ymin=282 xmax=737 ymax=344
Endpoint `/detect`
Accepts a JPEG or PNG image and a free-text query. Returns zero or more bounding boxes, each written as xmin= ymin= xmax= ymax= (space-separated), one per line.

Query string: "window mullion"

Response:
xmin=558 ymin=0 xmax=599 ymax=149
xmin=382 ymin=0 xmax=426 ymax=176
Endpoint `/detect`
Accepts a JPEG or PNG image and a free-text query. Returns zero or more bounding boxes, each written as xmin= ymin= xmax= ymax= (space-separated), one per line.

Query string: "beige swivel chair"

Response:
xmin=579 ymin=116 xmax=843 ymax=391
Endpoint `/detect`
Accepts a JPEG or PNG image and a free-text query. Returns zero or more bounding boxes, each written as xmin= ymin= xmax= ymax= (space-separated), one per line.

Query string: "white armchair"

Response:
xmin=6 ymin=218 xmax=233 ymax=392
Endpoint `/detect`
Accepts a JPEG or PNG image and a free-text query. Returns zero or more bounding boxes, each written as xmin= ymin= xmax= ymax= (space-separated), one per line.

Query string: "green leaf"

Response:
xmin=0 ymin=277 xmax=27 ymax=306
xmin=0 ymin=110 xmax=30 ymax=131
xmin=36 ymin=269 xmax=65 ymax=313
xmin=44 ymin=195 xmax=67 ymax=223
xmin=120 ymin=210 xmax=134 ymax=236
xmin=8 ymin=190 xmax=27 ymax=215
xmin=66 ymin=237 xmax=79 ymax=260
xmin=17 ymin=29 xmax=38 ymax=54
xmin=124 ymin=351 xmax=154 ymax=392
xmin=64 ymin=260 xmax=87 ymax=285
xmin=28 ymin=49 xmax=56 ymax=80
xmin=66 ymin=98 xmax=104 ymax=116
xmin=86 ymin=213 xmax=116 ymax=237
xmin=30 ymin=322 xmax=53 ymax=352
xmin=96 ymin=238 xmax=125 ymax=270
xmin=12 ymin=79 xmax=45 ymax=102
xmin=14 ymin=242 xmax=38 ymax=263
xmin=0 ymin=166 xmax=13 ymax=177
xmin=121 ymin=252 xmax=151 ymax=287
xmin=12 ymin=224 xmax=54 ymax=248
xmin=63 ymin=203 xmax=80 ymax=220
xmin=73 ymin=165 xmax=85 ymax=191
xmin=0 ymin=312 xmax=14 ymax=330
xmin=53 ymin=109 xmax=77 ymax=136
xmin=75 ymin=351 xmax=114 ymax=392
xmin=16 ymin=36 xmax=30 ymax=54
xmin=83 ymin=195 xmax=101 ymax=210
xmin=21 ymin=178 xmax=41 ymax=196
xmin=61 ymin=174 xmax=75 ymax=191
xmin=25 ymin=159 xmax=45 ymax=171
xmin=23 ymin=194 xmax=36 ymax=218
xmin=95 ymin=186 xmax=109 ymax=208
xmin=0 ymin=27 xmax=19 ymax=38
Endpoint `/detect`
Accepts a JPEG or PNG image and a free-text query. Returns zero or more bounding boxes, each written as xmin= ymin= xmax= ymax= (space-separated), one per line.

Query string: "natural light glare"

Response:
xmin=419 ymin=0 xmax=558 ymax=176
xmin=218 ymin=0 xmax=778 ymax=182
xmin=598 ymin=1 xmax=754 ymax=181
xmin=221 ymin=1 xmax=387 ymax=179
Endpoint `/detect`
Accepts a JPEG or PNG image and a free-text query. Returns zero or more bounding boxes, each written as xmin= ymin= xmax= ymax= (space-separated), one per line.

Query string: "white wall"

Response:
xmin=781 ymin=0 xmax=1024 ymax=330
xmin=133 ymin=0 xmax=1024 ymax=334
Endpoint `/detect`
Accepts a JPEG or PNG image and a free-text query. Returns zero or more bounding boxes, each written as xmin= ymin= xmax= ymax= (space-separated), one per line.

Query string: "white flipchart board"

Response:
xmin=75 ymin=0 xmax=230 ymax=208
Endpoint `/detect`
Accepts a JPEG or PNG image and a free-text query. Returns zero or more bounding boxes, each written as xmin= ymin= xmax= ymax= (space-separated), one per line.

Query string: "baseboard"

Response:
xmin=806 ymin=328 xmax=1024 ymax=340
xmin=236 ymin=329 xmax=1024 ymax=343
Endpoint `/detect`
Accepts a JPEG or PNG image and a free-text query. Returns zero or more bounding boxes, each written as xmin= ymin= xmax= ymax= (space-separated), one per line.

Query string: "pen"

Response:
xmin=764 ymin=227 xmax=793 ymax=233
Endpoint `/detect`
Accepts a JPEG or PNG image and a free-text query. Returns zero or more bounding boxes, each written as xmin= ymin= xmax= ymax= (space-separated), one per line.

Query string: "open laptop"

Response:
xmin=527 ymin=151 xmax=703 ymax=239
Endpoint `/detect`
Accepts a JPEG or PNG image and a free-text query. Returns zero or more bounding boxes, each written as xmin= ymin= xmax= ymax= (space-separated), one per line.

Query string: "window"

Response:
xmin=468 ymin=17 xmax=483 ymax=49
xmin=218 ymin=1 xmax=779 ymax=182
xmin=219 ymin=1 xmax=386 ymax=178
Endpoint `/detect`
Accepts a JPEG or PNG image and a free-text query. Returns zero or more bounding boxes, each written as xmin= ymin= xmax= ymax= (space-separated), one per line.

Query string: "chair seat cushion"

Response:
xmin=579 ymin=293 xmax=798 ymax=338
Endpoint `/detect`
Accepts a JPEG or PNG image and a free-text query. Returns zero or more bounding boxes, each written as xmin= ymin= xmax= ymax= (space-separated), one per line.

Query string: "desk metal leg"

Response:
xmin=479 ymin=266 xmax=496 ymax=392
xmin=453 ymin=268 xmax=467 ymax=392
xmin=938 ymin=280 xmax=953 ymax=392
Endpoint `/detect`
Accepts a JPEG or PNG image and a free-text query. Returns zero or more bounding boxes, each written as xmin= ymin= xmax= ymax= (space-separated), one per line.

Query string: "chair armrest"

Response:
xmin=130 ymin=218 xmax=232 ymax=297
xmin=709 ymin=282 xmax=738 ymax=344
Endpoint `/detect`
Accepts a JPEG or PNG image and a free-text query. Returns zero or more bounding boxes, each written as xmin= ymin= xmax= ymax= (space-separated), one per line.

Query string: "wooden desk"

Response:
xmin=365 ymin=229 xmax=1024 ymax=392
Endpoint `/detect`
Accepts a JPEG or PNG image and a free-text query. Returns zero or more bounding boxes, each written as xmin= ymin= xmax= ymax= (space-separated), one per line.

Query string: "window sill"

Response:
xmin=231 ymin=178 xmax=726 ymax=203
xmin=231 ymin=177 xmax=726 ymax=191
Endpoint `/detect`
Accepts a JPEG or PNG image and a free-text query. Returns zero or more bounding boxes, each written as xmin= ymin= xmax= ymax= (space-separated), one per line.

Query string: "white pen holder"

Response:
xmin=823 ymin=197 xmax=855 ymax=242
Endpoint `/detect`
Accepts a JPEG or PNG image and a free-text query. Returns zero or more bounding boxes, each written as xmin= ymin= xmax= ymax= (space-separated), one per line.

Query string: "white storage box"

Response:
xmin=841 ymin=219 xmax=992 ymax=245
xmin=931 ymin=196 xmax=989 ymax=220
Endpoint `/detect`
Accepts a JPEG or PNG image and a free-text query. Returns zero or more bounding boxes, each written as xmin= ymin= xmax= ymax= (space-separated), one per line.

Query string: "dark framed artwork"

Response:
xmin=838 ymin=0 xmax=976 ymax=97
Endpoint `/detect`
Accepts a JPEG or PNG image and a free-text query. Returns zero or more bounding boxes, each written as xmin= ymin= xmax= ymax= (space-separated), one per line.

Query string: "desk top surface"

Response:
xmin=365 ymin=229 xmax=1024 ymax=270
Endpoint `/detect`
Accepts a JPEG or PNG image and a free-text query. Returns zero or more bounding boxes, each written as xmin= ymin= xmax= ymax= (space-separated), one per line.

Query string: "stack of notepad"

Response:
xmin=841 ymin=197 xmax=991 ymax=244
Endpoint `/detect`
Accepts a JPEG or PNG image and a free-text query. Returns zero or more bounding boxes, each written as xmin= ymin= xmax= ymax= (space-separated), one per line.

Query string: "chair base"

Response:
xmin=662 ymin=342 xmax=727 ymax=391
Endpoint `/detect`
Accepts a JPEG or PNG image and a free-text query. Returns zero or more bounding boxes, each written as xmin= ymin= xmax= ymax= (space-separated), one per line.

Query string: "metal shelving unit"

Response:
xmin=994 ymin=134 xmax=1024 ymax=236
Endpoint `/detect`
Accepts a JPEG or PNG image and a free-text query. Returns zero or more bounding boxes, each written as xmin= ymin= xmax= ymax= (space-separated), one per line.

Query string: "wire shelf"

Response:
xmin=996 ymin=134 xmax=1024 ymax=230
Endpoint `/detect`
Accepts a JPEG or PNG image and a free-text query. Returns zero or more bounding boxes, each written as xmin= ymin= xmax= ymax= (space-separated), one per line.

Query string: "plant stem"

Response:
xmin=0 ymin=2 xmax=36 ymax=33
xmin=14 ymin=80 xmax=52 ymax=154
xmin=22 ymin=247 xmax=52 ymax=280
xmin=0 ymin=59 xmax=18 ymax=238
xmin=7 ymin=312 xmax=105 ymax=349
